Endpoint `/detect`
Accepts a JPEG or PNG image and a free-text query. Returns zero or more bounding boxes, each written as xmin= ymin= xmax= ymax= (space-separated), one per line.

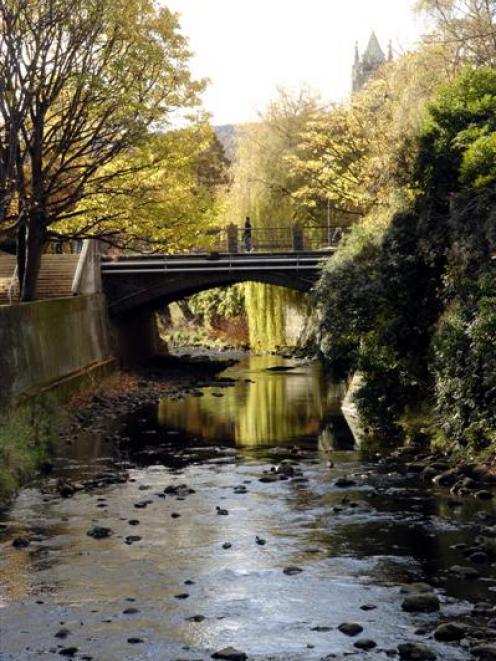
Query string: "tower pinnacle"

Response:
xmin=352 ymin=32 xmax=390 ymax=94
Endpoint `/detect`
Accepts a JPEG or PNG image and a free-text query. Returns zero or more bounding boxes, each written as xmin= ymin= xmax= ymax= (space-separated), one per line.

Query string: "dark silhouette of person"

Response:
xmin=243 ymin=216 xmax=252 ymax=252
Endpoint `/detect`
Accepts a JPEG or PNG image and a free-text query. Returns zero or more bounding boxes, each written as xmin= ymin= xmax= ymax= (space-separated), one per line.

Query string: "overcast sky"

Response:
xmin=164 ymin=0 xmax=427 ymax=125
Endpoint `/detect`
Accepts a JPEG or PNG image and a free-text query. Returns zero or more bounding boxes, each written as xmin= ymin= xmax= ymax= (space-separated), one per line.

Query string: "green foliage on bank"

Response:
xmin=0 ymin=399 xmax=61 ymax=505
xmin=316 ymin=66 xmax=496 ymax=451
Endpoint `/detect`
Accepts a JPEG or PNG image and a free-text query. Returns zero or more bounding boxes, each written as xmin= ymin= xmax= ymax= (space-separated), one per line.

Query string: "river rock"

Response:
xmin=134 ymin=500 xmax=153 ymax=509
xmin=86 ymin=526 xmax=112 ymax=539
xmin=59 ymin=648 xmax=78 ymax=657
xmin=54 ymin=628 xmax=71 ymax=639
xmin=469 ymin=551 xmax=489 ymax=563
xmin=475 ymin=490 xmax=493 ymax=500
xmin=12 ymin=536 xmax=30 ymax=549
xmin=334 ymin=477 xmax=357 ymax=488
xmin=338 ymin=622 xmax=363 ymax=636
xmin=354 ymin=638 xmax=376 ymax=650
xmin=401 ymin=593 xmax=440 ymax=613
xmin=400 ymin=583 xmax=433 ymax=594
xmin=187 ymin=614 xmax=205 ymax=622
xmin=211 ymin=647 xmax=247 ymax=660
xmin=449 ymin=565 xmax=480 ymax=579
xmin=406 ymin=462 xmax=428 ymax=473
xmin=125 ymin=535 xmax=142 ymax=545
xmin=472 ymin=645 xmax=496 ymax=660
xmin=56 ymin=478 xmax=77 ymax=498
xmin=164 ymin=484 xmax=195 ymax=497
xmin=360 ymin=604 xmax=377 ymax=611
xmin=433 ymin=622 xmax=468 ymax=641
xmin=398 ymin=642 xmax=436 ymax=660
xmin=421 ymin=466 xmax=439 ymax=481
xmin=432 ymin=469 xmax=460 ymax=487
xmin=283 ymin=566 xmax=303 ymax=576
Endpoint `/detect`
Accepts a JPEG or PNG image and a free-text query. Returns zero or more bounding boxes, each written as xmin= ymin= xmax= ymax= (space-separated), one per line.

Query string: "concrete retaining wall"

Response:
xmin=0 ymin=294 xmax=113 ymax=405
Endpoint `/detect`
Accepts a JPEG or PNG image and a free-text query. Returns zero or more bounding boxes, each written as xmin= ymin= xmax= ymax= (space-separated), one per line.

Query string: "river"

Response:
xmin=0 ymin=354 xmax=495 ymax=660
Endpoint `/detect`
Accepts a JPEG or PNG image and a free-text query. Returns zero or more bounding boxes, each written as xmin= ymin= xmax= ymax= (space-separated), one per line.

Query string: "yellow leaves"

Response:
xmin=55 ymin=121 xmax=223 ymax=250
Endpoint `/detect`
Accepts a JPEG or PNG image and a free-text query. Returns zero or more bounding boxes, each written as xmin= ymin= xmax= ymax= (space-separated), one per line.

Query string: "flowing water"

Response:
xmin=0 ymin=355 xmax=495 ymax=660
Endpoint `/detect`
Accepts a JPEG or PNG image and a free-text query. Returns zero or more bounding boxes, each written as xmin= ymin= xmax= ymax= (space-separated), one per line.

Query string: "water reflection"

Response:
xmin=157 ymin=355 xmax=353 ymax=449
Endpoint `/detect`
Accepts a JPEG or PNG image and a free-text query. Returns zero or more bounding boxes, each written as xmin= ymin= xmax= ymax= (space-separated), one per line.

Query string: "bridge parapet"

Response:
xmin=204 ymin=223 xmax=345 ymax=253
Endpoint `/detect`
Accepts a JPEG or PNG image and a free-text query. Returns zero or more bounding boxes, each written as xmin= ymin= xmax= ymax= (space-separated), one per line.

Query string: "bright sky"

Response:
xmin=164 ymin=0 xmax=427 ymax=125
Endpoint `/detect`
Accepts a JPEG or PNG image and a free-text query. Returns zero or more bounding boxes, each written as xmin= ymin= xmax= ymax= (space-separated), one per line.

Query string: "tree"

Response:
xmin=290 ymin=44 xmax=455 ymax=225
xmin=0 ymin=0 xmax=203 ymax=300
xmin=416 ymin=65 xmax=496 ymax=200
xmin=418 ymin=0 xmax=496 ymax=65
xmin=59 ymin=122 xmax=228 ymax=253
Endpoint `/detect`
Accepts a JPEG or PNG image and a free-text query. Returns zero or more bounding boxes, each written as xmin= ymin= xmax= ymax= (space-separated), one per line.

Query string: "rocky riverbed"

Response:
xmin=1 ymin=354 xmax=496 ymax=660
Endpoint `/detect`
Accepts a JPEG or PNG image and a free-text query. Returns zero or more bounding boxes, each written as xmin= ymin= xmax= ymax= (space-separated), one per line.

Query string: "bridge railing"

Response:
xmin=203 ymin=224 xmax=347 ymax=254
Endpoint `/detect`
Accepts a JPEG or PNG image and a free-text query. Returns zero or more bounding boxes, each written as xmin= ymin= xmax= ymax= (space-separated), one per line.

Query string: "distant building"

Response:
xmin=352 ymin=32 xmax=392 ymax=94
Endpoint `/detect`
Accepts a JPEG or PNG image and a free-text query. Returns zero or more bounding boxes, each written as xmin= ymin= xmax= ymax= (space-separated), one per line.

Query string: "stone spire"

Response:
xmin=362 ymin=32 xmax=386 ymax=66
xmin=387 ymin=40 xmax=394 ymax=62
xmin=352 ymin=32 xmax=390 ymax=94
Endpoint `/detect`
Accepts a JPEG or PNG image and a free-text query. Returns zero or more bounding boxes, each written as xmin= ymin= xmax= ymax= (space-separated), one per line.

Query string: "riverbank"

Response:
xmin=0 ymin=354 xmax=238 ymax=510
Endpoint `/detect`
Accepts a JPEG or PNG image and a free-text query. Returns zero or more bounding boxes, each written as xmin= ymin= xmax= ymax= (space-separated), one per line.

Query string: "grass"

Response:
xmin=0 ymin=398 xmax=63 ymax=506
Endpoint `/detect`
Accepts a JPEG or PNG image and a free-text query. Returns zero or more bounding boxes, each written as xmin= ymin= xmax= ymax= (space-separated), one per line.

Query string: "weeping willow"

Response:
xmin=245 ymin=283 xmax=309 ymax=351
xmin=221 ymin=87 xmax=321 ymax=351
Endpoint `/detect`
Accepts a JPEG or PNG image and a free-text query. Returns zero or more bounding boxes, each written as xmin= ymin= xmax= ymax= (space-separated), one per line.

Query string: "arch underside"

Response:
xmin=105 ymin=270 xmax=317 ymax=317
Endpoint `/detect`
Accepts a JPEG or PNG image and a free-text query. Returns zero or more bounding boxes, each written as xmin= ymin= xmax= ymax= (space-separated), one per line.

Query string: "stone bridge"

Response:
xmin=101 ymin=250 xmax=332 ymax=362
xmin=101 ymin=251 xmax=330 ymax=317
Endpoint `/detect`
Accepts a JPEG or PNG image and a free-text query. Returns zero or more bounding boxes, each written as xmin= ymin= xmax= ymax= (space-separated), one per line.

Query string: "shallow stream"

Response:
xmin=1 ymin=355 xmax=495 ymax=660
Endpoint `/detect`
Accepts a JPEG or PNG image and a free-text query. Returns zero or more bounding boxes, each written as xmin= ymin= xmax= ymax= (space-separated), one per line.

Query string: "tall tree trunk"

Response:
xmin=21 ymin=212 xmax=45 ymax=302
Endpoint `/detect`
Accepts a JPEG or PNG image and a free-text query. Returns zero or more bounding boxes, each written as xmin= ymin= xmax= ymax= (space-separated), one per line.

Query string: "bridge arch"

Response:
xmin=104 ymin=270 xmax=315 ymax=318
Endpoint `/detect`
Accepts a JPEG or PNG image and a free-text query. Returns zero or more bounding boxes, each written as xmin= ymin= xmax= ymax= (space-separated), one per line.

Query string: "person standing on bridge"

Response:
xmin=243 ymin=216 xmax=252 ymax=253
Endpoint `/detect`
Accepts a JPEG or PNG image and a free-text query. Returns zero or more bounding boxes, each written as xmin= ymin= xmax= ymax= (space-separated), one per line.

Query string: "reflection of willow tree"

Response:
xmin=158 ymin=359 xmax=329 ymax=447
